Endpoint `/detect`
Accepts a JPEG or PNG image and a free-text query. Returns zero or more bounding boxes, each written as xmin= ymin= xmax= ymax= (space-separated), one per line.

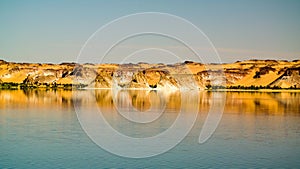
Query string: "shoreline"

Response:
xmin=0 ymin=85 xmax=299 ymax=92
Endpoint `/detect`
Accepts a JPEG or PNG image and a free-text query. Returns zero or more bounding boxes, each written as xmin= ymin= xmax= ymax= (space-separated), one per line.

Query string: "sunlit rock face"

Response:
xmin=0 ymin=59 xmax=299 ymax=89
xmin=144 ymin=70 xmax=162 ymax=88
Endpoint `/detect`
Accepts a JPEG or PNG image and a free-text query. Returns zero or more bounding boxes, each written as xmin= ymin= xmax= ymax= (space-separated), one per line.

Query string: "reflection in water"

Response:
xmin=74 ymin=89 xmax=201 ymax=158
xmin=0 ymin=89 xmax=300 ymax=167
xmin=0 ymin=89 xmax=74 ymax=109
xmin=223 ymin=91 xmax=300 ymax=115
xmin=1 ymin=89 xmax=299 ymax=115
xmin=94 ymin=89 xmax=178 ymax=138
xmin=111 ymin=90 xmax=166 ymax=124
xmin=1 ymin=89 xmax=299 ymax=140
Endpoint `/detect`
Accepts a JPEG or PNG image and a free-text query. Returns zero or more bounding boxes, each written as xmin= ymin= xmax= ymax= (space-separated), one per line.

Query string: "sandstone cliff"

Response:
xmin=0 ymin=59 xmax=299 ymax=89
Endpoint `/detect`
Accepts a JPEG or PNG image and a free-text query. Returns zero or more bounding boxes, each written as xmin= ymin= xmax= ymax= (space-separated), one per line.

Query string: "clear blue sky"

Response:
xmin=0 ymin=0 xmax=299 ymax=63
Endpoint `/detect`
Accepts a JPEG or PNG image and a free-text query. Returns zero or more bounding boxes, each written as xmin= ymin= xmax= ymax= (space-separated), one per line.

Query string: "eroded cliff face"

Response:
xmin=0 ymin=59 xmax=299 ymax=89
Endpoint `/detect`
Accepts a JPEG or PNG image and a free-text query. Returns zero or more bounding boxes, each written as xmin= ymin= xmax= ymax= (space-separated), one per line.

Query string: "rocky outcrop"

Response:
xmin=0 ymin=59 xmax=299 ymax=89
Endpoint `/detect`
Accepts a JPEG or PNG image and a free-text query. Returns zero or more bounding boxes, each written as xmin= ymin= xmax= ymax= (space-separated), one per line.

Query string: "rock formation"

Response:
xmin=0 ymin=59 xmax=299 ymax=89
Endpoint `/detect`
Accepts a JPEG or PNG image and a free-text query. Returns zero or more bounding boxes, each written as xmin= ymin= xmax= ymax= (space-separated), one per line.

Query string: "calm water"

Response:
xmin=0 ymin=89 xmax=299 ymax=168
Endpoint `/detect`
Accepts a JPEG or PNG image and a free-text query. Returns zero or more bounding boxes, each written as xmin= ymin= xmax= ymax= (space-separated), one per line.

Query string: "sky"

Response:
xmin=0 ymin=0 xmax=299 ymax=63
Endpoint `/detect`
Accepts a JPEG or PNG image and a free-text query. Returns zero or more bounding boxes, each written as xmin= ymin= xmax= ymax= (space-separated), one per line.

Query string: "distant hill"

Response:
xmin=0 ymin=59 xmax=299 ymax=90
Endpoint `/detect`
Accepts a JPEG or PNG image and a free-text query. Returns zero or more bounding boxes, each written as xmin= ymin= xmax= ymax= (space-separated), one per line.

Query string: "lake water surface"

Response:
xmin=0 ymin=89 xmax=299 ymax=168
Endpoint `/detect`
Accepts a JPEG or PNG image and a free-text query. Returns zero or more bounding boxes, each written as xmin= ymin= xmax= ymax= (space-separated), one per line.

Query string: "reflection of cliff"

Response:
xmin=224 ymin=92 xmax=300 ymax=115
xmin=94 ymin=89 xmax=180 ymax=112
xmin=0 ymin=89 xmax=74 ymax=109
xmin=0 ymin=89 xmax=299 ymax=115
xmin=1 ymin=59 xmax=299 ymax=89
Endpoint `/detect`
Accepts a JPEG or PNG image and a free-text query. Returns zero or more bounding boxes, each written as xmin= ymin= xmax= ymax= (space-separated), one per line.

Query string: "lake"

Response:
xmin=0 ymin=89 xmax=299 ymax=168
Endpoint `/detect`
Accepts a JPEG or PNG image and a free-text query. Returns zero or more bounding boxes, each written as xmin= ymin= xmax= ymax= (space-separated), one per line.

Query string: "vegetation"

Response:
xmin=0 ymin=82 xmax=19 ymax=89
xmin=205 ymin=84 xmax=299 ymax=90
xmin=0 ymin=82 xmax=88 ymax=90
xmin=227 ymin=85 xmax=282 ymax=90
